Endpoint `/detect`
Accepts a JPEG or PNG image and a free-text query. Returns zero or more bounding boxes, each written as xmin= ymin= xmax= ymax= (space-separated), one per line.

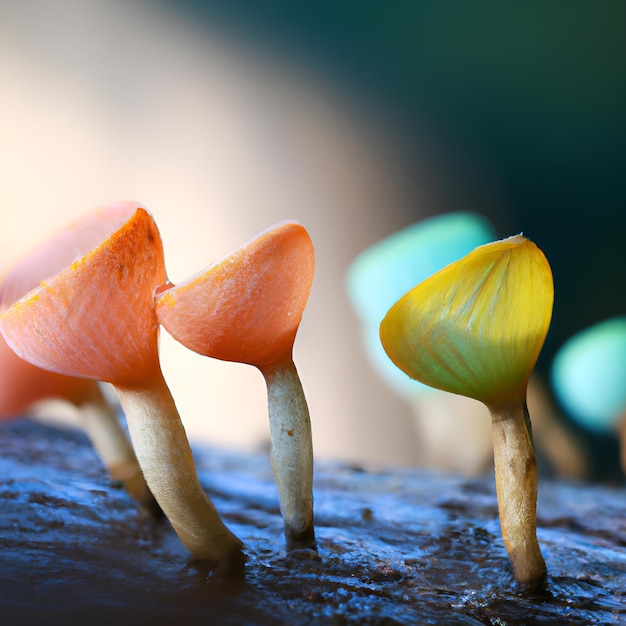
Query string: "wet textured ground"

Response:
xmin=1 ymin=418 xmax=625 ymax=625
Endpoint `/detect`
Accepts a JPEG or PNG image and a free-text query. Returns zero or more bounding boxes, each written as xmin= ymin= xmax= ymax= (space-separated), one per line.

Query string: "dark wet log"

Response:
xmin=1 ymin=418 xmax=625 ymax=625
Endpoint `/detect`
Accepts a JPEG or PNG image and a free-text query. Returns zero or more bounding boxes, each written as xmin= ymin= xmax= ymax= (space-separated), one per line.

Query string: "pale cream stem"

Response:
xmin=79 ymin=394 xmax=160 ymax=516
xmin=116 ymin=372 xmax=243 ymax=572
xmin=489 ymin=398 xmax=547 ymax=591
xmin=263 ymin=359 xmax=316 ymax=554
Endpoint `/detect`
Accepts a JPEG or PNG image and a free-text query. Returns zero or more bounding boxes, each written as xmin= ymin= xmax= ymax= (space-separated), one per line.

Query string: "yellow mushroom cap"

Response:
xmin=380 ymin=235 xmax=554 ymax=409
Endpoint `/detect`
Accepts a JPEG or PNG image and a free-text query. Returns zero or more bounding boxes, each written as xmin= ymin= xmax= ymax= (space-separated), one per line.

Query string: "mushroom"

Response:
xmin=552 ymin=317 xmax=626 ymax=474
xmin=155 ymin=221 xmax=316 ymax=555
xmin=380 ymin=235 xmax=553 ymax=590
xmin=347 ymin=212 xmax=496 ymax=475
xmin=0 ymin=202 xmax=243 ymax=573
xmin=0 ymin=333 xmax=160 ymax=514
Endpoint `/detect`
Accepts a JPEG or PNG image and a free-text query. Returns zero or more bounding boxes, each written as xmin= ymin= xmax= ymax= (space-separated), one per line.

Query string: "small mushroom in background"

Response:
xmin=380 ymin=235 xmax=553 ymax=591
xmin=552 ymin=317 xmax=626 ymax=475
xmin=346 ymin=212 xmax=496 ymax=476
xmin=155 ymin=221 xmax=316 ymax=556
xmin=0 ymin=202 xmax=243 ymax=575
xmin=0 ymin=333 xmax=160 ymax=515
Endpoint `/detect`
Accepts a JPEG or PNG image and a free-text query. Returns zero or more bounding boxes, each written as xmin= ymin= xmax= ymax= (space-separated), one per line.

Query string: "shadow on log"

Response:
xmin=1 ymin=418 xmax=625 ymax=625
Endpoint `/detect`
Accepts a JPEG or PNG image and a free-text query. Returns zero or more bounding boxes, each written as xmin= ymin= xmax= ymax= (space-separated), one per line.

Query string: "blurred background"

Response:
xmin=1 ymin=1 xmax=625 ymax=479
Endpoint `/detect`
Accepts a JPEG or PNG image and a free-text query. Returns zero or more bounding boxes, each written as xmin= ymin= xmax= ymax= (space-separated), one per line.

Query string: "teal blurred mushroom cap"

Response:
xmin=552 ymin=317 xmax=626 ymax=433
xmin=346 ymin=211 xmax=496 ymax=395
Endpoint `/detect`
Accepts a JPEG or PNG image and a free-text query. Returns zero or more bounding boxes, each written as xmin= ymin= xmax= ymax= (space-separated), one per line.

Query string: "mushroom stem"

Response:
xmin=489 ymin=398 xmax=546 ymax=590
xmin=263 ymin=359 xmax=315 ymax=553
xmin=115 ymin=370 xmax=244 ymax=573
xmin=79 ymin=396 xmax=161 ymax=516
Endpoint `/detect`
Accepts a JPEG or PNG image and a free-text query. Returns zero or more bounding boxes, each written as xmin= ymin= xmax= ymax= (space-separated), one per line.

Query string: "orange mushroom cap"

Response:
xmin=0 ymin=202 xmax=166 ymax=388
xmin=155 ymin=221 xmax=314 ymax=369
xmin=0 ymin=333 xmax=100 ymax=417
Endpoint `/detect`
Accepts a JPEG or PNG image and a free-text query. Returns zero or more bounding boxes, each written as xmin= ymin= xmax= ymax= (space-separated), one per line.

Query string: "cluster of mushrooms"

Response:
xmin=1 ymin=202 xmax=554 ymax=591
xmin=0 ymin=202 xmax=316 ymax=576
